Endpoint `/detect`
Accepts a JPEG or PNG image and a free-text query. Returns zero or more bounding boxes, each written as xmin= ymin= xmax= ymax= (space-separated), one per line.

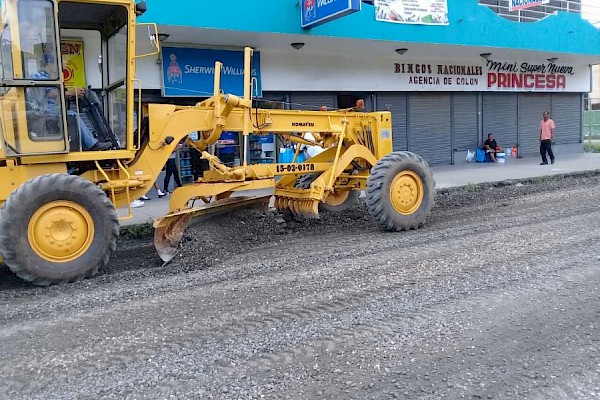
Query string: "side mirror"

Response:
xmin=135 ymin=1 xmax=147 ymax=16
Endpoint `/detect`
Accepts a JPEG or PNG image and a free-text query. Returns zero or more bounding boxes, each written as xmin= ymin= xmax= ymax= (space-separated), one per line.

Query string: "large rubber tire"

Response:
xmin=295 ymin=174 xmax=359 ymax=212
xmin=295 ymin=173 xmax=319 ymax=190
xmin=365 ymin=151 xmax=435 ymax=231
xmin=0 ymin=174 xmax=119 ymax=286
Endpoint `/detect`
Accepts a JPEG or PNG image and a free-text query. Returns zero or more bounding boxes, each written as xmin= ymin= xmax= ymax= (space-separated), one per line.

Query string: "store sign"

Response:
xmin=374 ymin=0 xmax=449 ymax=25
xmin=60 ymin=40 xmax=86 ymax=88
xmin=161 ymin=47 xmax=262 ymax=97
xmin=301 ymin=0 xmax=361 ymax=28
xmin=508 ymin=0 xmax=550 ymax=12
xmin=390 ymin=59 xmax=586 ymax=92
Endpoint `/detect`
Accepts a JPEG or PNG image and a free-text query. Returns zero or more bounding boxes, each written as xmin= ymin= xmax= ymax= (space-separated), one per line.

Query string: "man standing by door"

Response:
xmin=539 ymin=111 xmax=555 ymax=165
xmin=163 ymin=142 xmax=183 ymax=193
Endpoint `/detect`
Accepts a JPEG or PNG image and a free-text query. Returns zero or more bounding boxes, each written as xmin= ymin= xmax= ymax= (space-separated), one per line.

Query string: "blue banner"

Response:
xmin=161 ymin=47 xmax=262 ymax=97
xmin=301 ymin=0 xmax=361 ymax=28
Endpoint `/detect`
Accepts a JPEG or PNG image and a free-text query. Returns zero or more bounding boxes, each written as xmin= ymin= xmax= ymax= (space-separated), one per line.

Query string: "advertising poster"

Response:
xmin=509 ymin=0 xmax=550 ymax=12
xmin=374 ymin=0 xmax=449 ymax=25
xmin=60 ymin=40 xmax=86 ymax=88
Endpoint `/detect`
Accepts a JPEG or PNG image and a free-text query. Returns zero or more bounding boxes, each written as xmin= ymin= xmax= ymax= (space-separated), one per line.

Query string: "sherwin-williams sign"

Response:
xmin=161 ymin=47 xmax=262 ymax=97
xmin=374 ymin=0 xmax=449 ymax=25
xmin=509 ymin=0 xmax=550 ymax=11
xmin=301 ymin=0 xmax=361 ymax=28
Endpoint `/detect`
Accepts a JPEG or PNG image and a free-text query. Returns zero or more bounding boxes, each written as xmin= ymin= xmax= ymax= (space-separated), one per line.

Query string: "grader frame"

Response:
xmin=0 ymin=0 xmax=435 ymax=286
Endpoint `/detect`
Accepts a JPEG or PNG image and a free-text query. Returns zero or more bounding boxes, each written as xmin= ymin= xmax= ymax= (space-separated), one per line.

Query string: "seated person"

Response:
xmin=29 ymin=52 xmax=112 ymax=151
xmin=483 ymin=133 xmax=501 ymax=162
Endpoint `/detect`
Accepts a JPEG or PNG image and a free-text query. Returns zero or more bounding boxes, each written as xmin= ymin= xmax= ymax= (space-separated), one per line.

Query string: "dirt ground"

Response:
xmin=0 ymin=173 xmax=599 ymax=399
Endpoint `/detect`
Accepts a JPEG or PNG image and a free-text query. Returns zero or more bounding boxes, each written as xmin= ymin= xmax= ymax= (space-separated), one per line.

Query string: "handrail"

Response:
xmin=133 ymin=79 xmax=142 ymax=151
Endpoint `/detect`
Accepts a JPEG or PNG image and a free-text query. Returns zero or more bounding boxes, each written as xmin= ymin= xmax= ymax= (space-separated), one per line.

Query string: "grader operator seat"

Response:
xmin=69 ymin=88 xmax=121 ymax=150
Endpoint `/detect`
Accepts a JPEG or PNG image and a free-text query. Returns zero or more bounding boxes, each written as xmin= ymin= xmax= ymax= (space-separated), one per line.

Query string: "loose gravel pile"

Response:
xmin=171 ymin=203 xmax=372 ymax=270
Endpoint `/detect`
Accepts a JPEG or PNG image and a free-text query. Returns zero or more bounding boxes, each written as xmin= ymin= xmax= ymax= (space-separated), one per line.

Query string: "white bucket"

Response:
xmin=497 ymin=153 xmax=505 ymax=163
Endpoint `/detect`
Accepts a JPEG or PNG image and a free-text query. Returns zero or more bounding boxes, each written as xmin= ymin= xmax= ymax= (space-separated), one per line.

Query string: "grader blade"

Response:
xmin=154 ymin=212 xmax=193 ymax=263
xmin=153 ymin=195 xmax=271 ymax=263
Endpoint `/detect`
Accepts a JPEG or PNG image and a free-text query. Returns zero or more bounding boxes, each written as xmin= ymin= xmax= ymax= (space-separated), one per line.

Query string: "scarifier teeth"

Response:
xmin=291 ymin=199 xmax=301 ymax=217
xmin=303 ymin=200 xmax=310 ymax=216
xmin=274 ymin=196 xmax=320 ymax=219
xmin=311 ymin=200 xmax=320 ymax=218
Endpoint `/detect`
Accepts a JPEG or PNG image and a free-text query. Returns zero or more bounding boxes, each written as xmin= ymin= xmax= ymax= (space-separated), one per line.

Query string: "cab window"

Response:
xmin=17 ymin=0 xmax=59 ymax=80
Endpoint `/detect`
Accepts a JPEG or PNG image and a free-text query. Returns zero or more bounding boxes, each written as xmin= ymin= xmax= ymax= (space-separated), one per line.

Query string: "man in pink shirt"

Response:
xmin=539 ymin=111 xmax=555 ymax=165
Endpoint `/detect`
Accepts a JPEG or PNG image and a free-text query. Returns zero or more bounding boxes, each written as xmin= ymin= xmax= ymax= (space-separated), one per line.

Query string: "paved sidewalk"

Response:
xmin=117 ymin=153 xmax=600 ymax=226
xmin=432 ymin=152 xmax=600 ymax=189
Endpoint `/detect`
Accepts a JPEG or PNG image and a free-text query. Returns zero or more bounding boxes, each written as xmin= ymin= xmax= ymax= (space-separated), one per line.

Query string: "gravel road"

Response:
xmin=0 ymin=173 xmax=599 ymax=400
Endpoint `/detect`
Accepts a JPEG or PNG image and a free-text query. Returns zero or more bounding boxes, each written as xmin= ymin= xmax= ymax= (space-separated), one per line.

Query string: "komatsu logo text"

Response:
xmin=292 ymin=122 xmax=315 ymax=127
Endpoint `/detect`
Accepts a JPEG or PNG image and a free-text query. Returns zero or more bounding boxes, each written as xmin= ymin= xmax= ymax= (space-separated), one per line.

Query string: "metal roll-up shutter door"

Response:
xmin=551 ymin=93 xmax=583 ymax=145
xmin=518 ymin=93 xmax=551 ymax=157
xmin=289 ymin=93 xmax=335 ymax=111
xmin=361 ymin=95 xmax=373 ymax=112
xmin=376 ymin=93 xmax=407 ymax=151
xmin=452 ymin=93 xmax=478 ymax=153
xmin=260 ymin=92 xmax=288 ymax=110
xmin=482 ymin=93 xmax=518 ymax=150
xmin=408 ymin=93 xmax=451 ymax=165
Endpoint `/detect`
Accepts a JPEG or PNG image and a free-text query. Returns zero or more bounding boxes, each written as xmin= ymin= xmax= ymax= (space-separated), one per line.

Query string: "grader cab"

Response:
xmin=0 ymin=0 xmax=436 ymax=286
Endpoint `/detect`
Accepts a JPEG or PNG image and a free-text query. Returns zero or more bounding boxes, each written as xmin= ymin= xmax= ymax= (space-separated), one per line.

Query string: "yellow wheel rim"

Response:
xmin=324 ymin=190 xmax=350 ymax=207
xmin=390 ymin=170 xmax=424 ymax=215
xmin=28 ymin=201 xmax=94 ymax=263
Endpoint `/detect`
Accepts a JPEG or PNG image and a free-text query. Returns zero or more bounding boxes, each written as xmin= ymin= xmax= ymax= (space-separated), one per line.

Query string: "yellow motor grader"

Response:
xmin=0 ymin=0 xmax=436 ymax=286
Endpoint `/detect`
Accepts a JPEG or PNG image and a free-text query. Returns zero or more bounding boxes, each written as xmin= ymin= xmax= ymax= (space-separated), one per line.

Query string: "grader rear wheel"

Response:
xmin=295 ymin=174 xmax=359 ymax=212
xmin=365 ymin=151 xmax=435 ymax=231
xmin=0 ymin=174 xmax=119 ymax=286
xmin=321 ymin=189 xmax=360 ymax=212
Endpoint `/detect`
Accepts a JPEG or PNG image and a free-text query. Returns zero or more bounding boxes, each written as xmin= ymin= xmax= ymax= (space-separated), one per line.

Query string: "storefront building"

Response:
xmin=66 ymin=0 xmax=600 ymax=166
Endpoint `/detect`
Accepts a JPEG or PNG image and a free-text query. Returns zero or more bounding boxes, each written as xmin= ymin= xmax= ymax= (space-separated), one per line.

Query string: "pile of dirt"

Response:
xmin=169 ymin=202 xmax=373 ymax=270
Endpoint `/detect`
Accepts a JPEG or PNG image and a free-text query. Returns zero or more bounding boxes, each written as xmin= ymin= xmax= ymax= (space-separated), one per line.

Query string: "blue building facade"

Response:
xmin=135 ymin=0 xmax=600 ymax=164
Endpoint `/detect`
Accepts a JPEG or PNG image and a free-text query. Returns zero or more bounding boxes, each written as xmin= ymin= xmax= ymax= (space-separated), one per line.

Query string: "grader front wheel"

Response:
xmin=0 ymin=174 xmax=119 ymax=286
xmin=366 ymin=151 xmax=435 ymax=231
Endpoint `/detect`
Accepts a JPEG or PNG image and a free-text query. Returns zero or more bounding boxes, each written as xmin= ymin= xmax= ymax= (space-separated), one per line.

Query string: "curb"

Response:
xmin=436 ymin=168 xmax=600 ymax=194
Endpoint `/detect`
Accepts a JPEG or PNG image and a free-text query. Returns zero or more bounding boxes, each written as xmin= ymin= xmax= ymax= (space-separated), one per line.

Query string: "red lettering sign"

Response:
xmin=487 ymin=72 xmax=566 ymax=90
